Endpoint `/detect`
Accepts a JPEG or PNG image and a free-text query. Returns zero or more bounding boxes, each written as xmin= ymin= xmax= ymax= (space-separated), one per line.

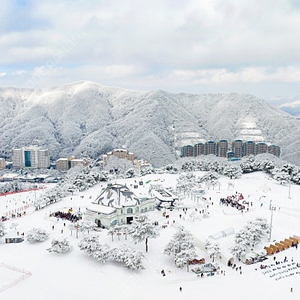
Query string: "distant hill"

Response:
xmin=268 ymin=95 xmax=300 ymax=117
xmin=1 ymin=81 xmax=300 ymax=167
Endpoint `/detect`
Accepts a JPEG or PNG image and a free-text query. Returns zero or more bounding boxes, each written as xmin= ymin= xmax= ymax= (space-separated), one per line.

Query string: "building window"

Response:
xmin=144 ymin=207 xmax=147 ymax=212
xmin=24 ymin=151 xmax=31 ymax=167
xmin=111 ymin=219 xmax=117 ymax=226
xmin=127 ymin=208 xmax=133 ymax=214
xmin=135 ymin=207 xmax=139 ymax=213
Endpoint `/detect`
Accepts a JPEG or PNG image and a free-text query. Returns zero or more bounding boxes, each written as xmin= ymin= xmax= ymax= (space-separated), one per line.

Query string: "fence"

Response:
xmin=0 ymin=263 xmax=32 ymax=293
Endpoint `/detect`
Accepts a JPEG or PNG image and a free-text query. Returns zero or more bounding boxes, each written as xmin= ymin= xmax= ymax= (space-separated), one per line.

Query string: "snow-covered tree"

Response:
xmin=117 ymin=224 xmax=131 ymax=240
xmin=231 ymin=217 xmax=270 ymax=259
xmin=223 ymin=165 xmax=242 ymax=179
xmin=205 ymin=238 xmax=221 ymax=262
xmin=78 ymin=234 xmax=101 ymax=256
xmin=0 ymin=222 xmax=6 ymax=237
xmin=231 ymin=242 xmax=247 ymax=260
xmin=68 ymin=222 xmax=81 ymax=238
xmin=272 ymin=168 xmax=290 ymax=185
xmin=47 ymin=237 xmax=72 ymax=253
xmin=26 ymin=228 xmax=49 ymax=242
xmin=164 ymin=226 xmax=197 ymax=269
xmin=92 ymin=243 xmax=111 ymax=263
xmin=128 ymin=214 xmax=160 ymax=252
xmin=77 ymin=219 xmax=96 ymax=234
xmin=125 ymin=168 xmax=136 ymax=178
xmin=198 ymin=171 xmax=219 ymax=184
xmin=104 ymin=156 xmax=135 ymax=177
xmin=111 ymin=244 xmax=145 ymax=270
xmin=107 ymin=227 xmax=115 ymax=242
xmin=247 ymin=217 xmax=270 ymax=246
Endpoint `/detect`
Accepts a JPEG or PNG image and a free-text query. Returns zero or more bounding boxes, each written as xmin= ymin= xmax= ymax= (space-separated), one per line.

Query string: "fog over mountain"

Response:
xmin=0 ymin=81 xmax=299 ymax=167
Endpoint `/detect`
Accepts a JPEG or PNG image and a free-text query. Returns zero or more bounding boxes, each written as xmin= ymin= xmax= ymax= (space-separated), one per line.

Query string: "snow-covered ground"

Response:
xmin=0 ymin=172 xmax=299 ymax=300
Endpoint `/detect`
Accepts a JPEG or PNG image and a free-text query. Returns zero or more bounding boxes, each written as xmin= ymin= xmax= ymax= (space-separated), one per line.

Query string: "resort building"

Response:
xmin=181 ymin=145 xmax=194 ymax=157
xmin=12 ymin=146 xmax=50 ymax=169
xmin=205 ymin=141 xmax=217 ymax=155
xmin=232 ymin=140 xmax=243 ymax=158
xmin=56 ymin=156 xmax=88 ymax=171
xmin=103 ymin=149 xmax=134 ymax=165
xmin=217 ymin=140 xmax=229 ymax=158
xmin=85 ymin=183 xmax=156 ymax=228
xmin=181 ymin=139 xmax=281 ymax=159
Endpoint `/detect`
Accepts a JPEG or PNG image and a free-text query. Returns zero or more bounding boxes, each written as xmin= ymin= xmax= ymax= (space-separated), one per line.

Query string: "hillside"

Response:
xmin=0 ymin=81 xmax=300 ymax=167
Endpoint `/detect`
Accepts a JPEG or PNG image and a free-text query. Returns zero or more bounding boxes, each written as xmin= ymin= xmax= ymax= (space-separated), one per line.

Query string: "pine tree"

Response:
xmin=205 ymin=238 xmax=221 ymax=262
xmin=0 ymin=222 xmax=6 ymax=237
xmin=78 ymin=234 xmax=101 ymax=256
xmin=26 ymin=228 xmax=49 ymax=242
xmin=223 ymin=165 xmax=242 ymax=179
xmin=128 ymin=214 xmax=160 ymax=252
xmin=92 ymin=243 xmax=111 ymax=263
xmin=111 ymin=244 xmax=145 ymax=270
xmin=164 ymin=226 xmax=197 ymax=269
xmin=231 ymin=217 xmax=270 ymax=259
xmin=47 ymin=237 xmax=72 ymax=253
xmin=77 ymin=219 xmax=96 ymax=234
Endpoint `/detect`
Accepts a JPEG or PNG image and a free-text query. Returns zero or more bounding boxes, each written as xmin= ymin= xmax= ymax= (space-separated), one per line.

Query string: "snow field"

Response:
xmin=0 ymin=171 xmax=300 ymax=299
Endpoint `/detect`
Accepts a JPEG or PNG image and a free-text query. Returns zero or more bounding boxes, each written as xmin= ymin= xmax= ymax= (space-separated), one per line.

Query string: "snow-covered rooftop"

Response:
xmin=93 ymin=184 xmax=141 ymax=208
xmin=87 ymin=204 xmax=116 ymax=215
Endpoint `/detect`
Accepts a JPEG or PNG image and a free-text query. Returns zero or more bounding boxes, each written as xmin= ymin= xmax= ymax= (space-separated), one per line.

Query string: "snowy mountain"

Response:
xmin=268 ymin=96 xmax=300 ymax=117
xmin=1 ymin=81 xmax=300 ymax=167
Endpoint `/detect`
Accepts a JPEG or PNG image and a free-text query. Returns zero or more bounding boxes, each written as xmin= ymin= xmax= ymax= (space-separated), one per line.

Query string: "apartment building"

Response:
xmin=232 ymin=140 xmax=243 ymax=158
xmin=194 ymin=142 xmax=205 ymax=157
xmin=0 ymin=158 xmax=6 ymax=170
xmin=181 ymin=139 xmax=281 ymax=159
xmin=205 ymin=141 xmax=217 ymax=155
xmin=56 ymin=156 xmax=87 ymax=171
xmin=12 ymin=146 xmax=50 ymax=169
xmin=256 ymin=142 xmax=268 ymax=155
xmin=217 ymin=140 xmax=229 ymax=158
xmin=181 ymin=145 xmax=194 ymax=157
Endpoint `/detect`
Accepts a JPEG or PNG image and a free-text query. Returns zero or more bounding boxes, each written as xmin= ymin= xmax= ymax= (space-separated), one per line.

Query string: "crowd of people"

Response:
xmin=219 ymin=192 xmax=251 ymax=212
xmin=52 ymin=210 xmax=82 ymax=223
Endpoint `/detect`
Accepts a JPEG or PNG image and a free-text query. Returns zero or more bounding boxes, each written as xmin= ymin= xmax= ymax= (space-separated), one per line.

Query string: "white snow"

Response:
xmin=1 ymin=82 xmax=300 ymax=166
xmin=0 ymin=171 xmax=299 ymax=300
xmin=88 ymin=204 xmax=116 ymax=215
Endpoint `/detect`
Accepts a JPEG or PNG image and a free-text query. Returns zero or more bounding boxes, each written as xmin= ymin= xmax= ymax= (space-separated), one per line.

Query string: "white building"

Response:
xmin=150 ymin=185 xmax=179 ymax=207
xmin=85 ymin=183 xmax=156 ymax=228
xmin=12 ymin=146 xmax=50 ymax=169
xmin=0 ymin=158 xmax=6 ymax=169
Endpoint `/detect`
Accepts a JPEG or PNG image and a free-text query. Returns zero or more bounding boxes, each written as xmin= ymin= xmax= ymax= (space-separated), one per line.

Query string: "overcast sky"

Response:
xmin=1 ymin=0 xmax=300 ymax=100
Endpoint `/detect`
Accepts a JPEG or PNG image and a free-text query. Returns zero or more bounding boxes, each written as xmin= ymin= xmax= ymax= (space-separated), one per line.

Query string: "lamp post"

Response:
xmin=288 ymin=180 xmax=291 ymax=199
xmin=268 ymin=206 xmax=276 ymax=242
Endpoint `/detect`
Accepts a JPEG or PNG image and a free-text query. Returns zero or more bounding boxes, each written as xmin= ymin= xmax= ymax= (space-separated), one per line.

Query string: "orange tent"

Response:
xmin=289 ymin=237 xmax=298 ymax=245
xmin=275 ymin=242 xmax=284 ymax=251
xmin=270 ymin=244 xmax=279 ymax=253
xmin=284 ymin=238 xmax=293 ymax=247
xmin=264 ymin=246 xmax=273 ymax=255
xmin=280 ymin=240 xmax=290 ymax=248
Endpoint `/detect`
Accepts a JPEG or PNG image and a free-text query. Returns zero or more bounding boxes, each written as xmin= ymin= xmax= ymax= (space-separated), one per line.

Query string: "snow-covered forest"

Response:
xmin=1 ymin=81 xmax=300 ymax=167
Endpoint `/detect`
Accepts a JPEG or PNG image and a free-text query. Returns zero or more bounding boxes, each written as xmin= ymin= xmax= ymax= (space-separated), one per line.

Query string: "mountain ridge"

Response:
xmin=0 ymin=81 xmax=299 ymax=167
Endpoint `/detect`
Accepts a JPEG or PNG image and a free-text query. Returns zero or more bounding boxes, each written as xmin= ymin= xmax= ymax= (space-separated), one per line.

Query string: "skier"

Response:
xmin=179 ymin=287 xmax=182 ymax=292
